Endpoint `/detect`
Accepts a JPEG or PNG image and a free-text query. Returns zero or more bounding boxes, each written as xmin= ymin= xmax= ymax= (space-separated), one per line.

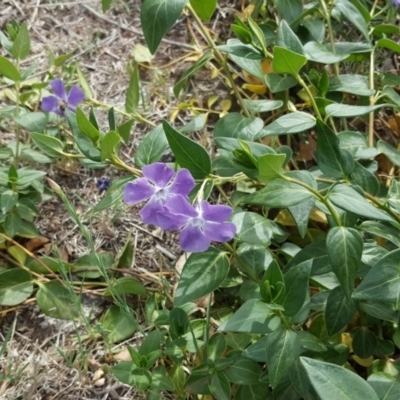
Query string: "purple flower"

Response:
xmin=97 ymin=177 xmax=111 ymax=194
xmin=41 ymin=79 xmax=85 ymax=116
xmin=161 ymin=196 xmax=236 ymax=252
xmin=123 ymin=162 xmax=195 ymax=228
xmin=391 ymin=0 xmax=400 ymax=9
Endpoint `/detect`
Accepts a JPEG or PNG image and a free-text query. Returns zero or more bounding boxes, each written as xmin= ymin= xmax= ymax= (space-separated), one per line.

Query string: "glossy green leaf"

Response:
xmin=163 ymin=120 xmax=211 ymax=179
xmin=232 ymin=211 xmax=275 ymax=246
xmin=359 ymin=221 xmax=400 ymax=248
xmin=104 ymin=277 xmax=147 ymax=297
xmin=359 ymin=301 xmax=398 ymax=323
xmin=288 ymin=198 xmax=315 ymax=238
xmin=76 ymin=108 xmax=100 ymax=144
xmin=334 ymin=0 xmax=370 ymax=42
xmin=101 ymin=131 xmax=120 ymax=162
xmin=0 ymin=269 xmax=33 ymax=306
xmin=246 ymin=171 xmax=316 ymax=208
xmin=237 ymin=244 xmax=273 ymax=277
xmin=275 ymin=0 xmax=303 ymax=24
xmin=325 ymin=286 xmax=357 ymax=335
xmin=353 ymin=249 xmax=400 ymax=307
xmin=266 ymin=327 xmax=301 ymax=388
xmin=377 ymin=140 xmax=400 ymax=167
xmin=329 ymin=74 xmax=374 ymax=96
xmin=353 ymin=327 xmax=377 ymax=359
xmin=304 ymin=41 xmax=349 ymax=64
xmin=276 ymin=20 xmax=304 ymax=55
xmin=36 ymin=281 xmax=79 ymax=320
xmin=125 ymin=64 xmax=140 ymax=113
xmin=225 ymin=352 xmax=261 ymax=385
xmin=349 ymin=161 xmax=380 ymax=196
xmin=219 ymin=299 xmax=281 ymax=334
xmin=329 ymin=184 xmax=392 ymax=222
xmin=368 ymin=373 xmax=400 ymax=400
xmin=174 ymin=248 xmax=229 ymax=306
xmin=316 ymin=119 xmax=354 ymax=178
xmin=135 ymin=124 xmax=168 ymax=167
xmin=101 ymin=304 xmax=138 ymax=343
xmin=300 ymin=357 xmax=379 ymax=400
xmin=11 ymin=22 xmax=30 ymax=60
xmin=190 ymin=0 xmax=216 ymax=21
xmin=264 ymin=73 xmax=297 ymax=93
xmin=327 ymin=227 xmax=363 ymax=299
xmin=14 ymin=112 xmax=47 ymax=133
xmin=1 ymin=190 xmax=18 ymax=214
xmin=282 ymin=260 xmax=312 ymax=317
xmin=273 ymin=46 xmax=307 ymax=76
xmin=214 ymin=113 xmax=264 ymax=140
xmin=141 ymin=0 xmax=188 ymax=54
xmin=209 ymin=371 xmax=231 ymax=400
xmin=242 ymin=99 xmax=283 ymax=115
xmin=258 ymin=153 xmax=286 ymax=182
xmin=31 ymin=133 xmax=64 ymax=157
xmin=256 ymin=112 xmax=316 ymax=138
xmin=325 ymin=104 xmax=386 ymax=118
xmin=101 ymin=0 xmax=113 ymax=12
xmin=0 ymin=55 xmax=21 ymax=81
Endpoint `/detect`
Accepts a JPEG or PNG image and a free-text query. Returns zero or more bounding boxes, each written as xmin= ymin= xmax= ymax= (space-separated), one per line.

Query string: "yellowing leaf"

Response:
xmin=243 ymin=83 xmax=267 ymax=95
xmin=131 ymin=44 xmax=154 ymax=64
xmin=352 ymin=355 xmax=374 ymax=367
xmin=221 ymin=99 xmax=232 ymax=113
xmin=274 ymin=210 xmax=296 ymax=226
xmin=262 ymin=59 xmax=273 ymax=74
xmin=169 ymin=109 xmax=179 ymax=122
xmin=309 ymin=208 xmax=327 ymax=224
xmin=208 ymin=95 xmax=218 ymax=108
xmin=297 ymin=86 xmax=318 ymax=106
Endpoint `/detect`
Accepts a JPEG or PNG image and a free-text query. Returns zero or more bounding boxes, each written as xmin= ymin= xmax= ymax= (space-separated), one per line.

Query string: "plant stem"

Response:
xmin=14 ymin=60 xmax=21 ymax=169
xmin=368 ymin=48 xmax=375 ymax=147
xmin=296 ymin=74 xmax=322 ymax=120
xmin=186 ymin=3 xmax=251 ymax=118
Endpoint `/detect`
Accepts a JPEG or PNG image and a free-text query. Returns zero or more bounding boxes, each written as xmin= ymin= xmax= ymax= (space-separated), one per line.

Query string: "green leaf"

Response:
xmin=349 ymin=161 xmax=380 ymax=196
xmin=174 ymin=248 xmax=229 ymax=306
xmin=0 ymin=269 xmax=33 ymax=306
xmin=275 ymin=0 xmax=303 ymax=24
xmin=135 ymin=124 xmax=168 ymax=167
xmin=1 ymin=190 xmax=18 ymax=214
xmin=101 ymin=131 xmax=121 ymax=161
xmin=219 ymin=299 xmax=281 ymax=334
xmin=359 ymin=221 xmax=400 ymax=248
xmin=11 ymin=22 xmax=30 ymax=60
xmin=102 ymin=0 xmax=113 ymax=12
xmin=359 ymin=301 xmax=398 ymax=323
xmin=31 ymin=133 xmax=65 ymax=157
xmin=190 ymin=0 xmax=216 ymax=21
xmin=0 ymin=55 xmax=21 ymax=81
xmin=276 ymin=20 xmax=304 ymax=55
xmin=125 ymin=64 xmax=140 ymax=113
xmin=329 ymin=74 xmax=374 ymax=96
xmin=296 ymin=330 xmax=327 ymax=353
xmin=316 ymin=119 xmax=354 ymax=178
xmin=329 ymin=184 xmax=392 ymax=222
xmin=288 ymin=198 xmax=315 ymax=238
xmin=14 ymin=112 xmax=47 ymax=133
xmin=246 ymin=171 xmax=316 ymax=208
xmin=231 ymin=211 xmax=275 ymax=246
xmin=325 ymin=286 xmax=356 ymax=336
xmin=304 ymin=41 xmax=349 ymax=64
xmin=141 ymin=0 xmax=188 ymax=54
xmin=36 ymin=281 xmax=79 ymax=320
xmin=117 ymin=119 xmax=134 ymax=144
xmin=174 ymin=51 xmax=213 ymax=96
xmin=258 ymin=153 xmax=286 ymax=182
xmin=237 ymin=244 xmax=273 ymax=277
xmin=266 ymin=327 xmax=301 ymax=388
xmin=256 ymin=112 xmax=316 ymax=138
xmin=163 ymin=120 xmax=211 ymax=179
xmin=76 ymin=108 xmax=100 ymax=144
xmin=377 ymin=140 xmax=400 ymax=167
xmin=376 ymin=38 xmax=400 ymax=54
xmin=368 ymin=373 xmax=400 ymax=400
xmin=353 ymin=327 xmax=377 ymax=359
xmin=214 ymin=113 xmax=264 ymax=140
xmin=338 ymin=131 xmax=376 ymax=159
xmin=104 ymin=277 xmax=147 ymax=297
xmin=242 ymin=99 xmax=283 ymax=115
xmin=326 ymin=227 xmax=362 ymax=299
xmin=273 ymin=46 xmax=307 ymax=76
xmin=101 ymin=304 xmax=138 ymax=343
xmin=334 ymin=0 xmax=370 ymax=42
xmin=265 ymin=73 xmax=297 ymax=93
xmin=325 ymin=104 xmax=386 ymax=118
xmin=282 ymin=260 xmax=312 ymax=317
xmin=352 ymin=249 xmax=400 ymax=307
xmin=300 ymin=357 xmax=379 ymax=400
xmin=209 ymin=371 xmax=231 ymax=400
xmin=225 ymin=352 xmax=261 ymax=385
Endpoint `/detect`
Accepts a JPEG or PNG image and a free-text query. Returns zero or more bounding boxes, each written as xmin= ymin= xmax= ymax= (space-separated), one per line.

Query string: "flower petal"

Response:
xmin=139 ymin=198 xmax=164 ymax=225
xmin=50 ymin=79 xmax=67 ymax=100
xmin=165 ymin=195 xmax=198 ymax=218
xmin=155 ymin=210 xmax=187 ymax=230
xmin=204 ymin=221 xmax=236 ymax=242
xmin=41 ymin=95 xmax=58 ymax=113
xmin=67 ymin=85 xmax=85 ymax=106
xmin=142 ymin=163 xmax=174 ymax=188
xmin=201 ymin=201 xmax=233 ymax=222
xmin=124 ymin=179 xmax=156 ymax=204
xmin=180 ymin=223 xmax=211 ymax=252
xmin=168 ymin=168 xmax=195 ymax=196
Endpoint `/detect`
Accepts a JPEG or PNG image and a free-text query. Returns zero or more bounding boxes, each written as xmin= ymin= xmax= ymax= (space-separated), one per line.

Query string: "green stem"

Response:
xmin=223 ymin=242 xmax=260 ymax=283
xmin=186 ymin=3 xmax=251 ymax=118
xmin=280 ymin=174 xmax=342 ymax=226
xmin=365 ymin=192 xmax=400 ymax=224
xmin=14 ymin=60 xmax=21 ymax=169
xmin=111 ymin=156 xmax=142 ymax=177
xmin=368 ymin=48 xmax=375 ymax=148
xmin=204 ymin=292 xmax=213 ymax=360
xmin=215 ymin=184 xmax=235 ymax=208
xmin=295 ymin=74 xmax=322 ymax=119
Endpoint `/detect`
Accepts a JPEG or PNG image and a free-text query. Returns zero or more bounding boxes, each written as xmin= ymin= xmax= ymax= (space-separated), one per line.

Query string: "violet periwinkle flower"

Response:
xmin=162 ymin=196 xmax=237 ymax=253
xmin=97 ymin=177 xmax=111 ymax=194
xmin=124 ymin=162 xmax=195 ymax=229
xmin=391 ymin=0 xmax=400 ymax=10
xmin=41 ymin=79 xmax=85 ymax=116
